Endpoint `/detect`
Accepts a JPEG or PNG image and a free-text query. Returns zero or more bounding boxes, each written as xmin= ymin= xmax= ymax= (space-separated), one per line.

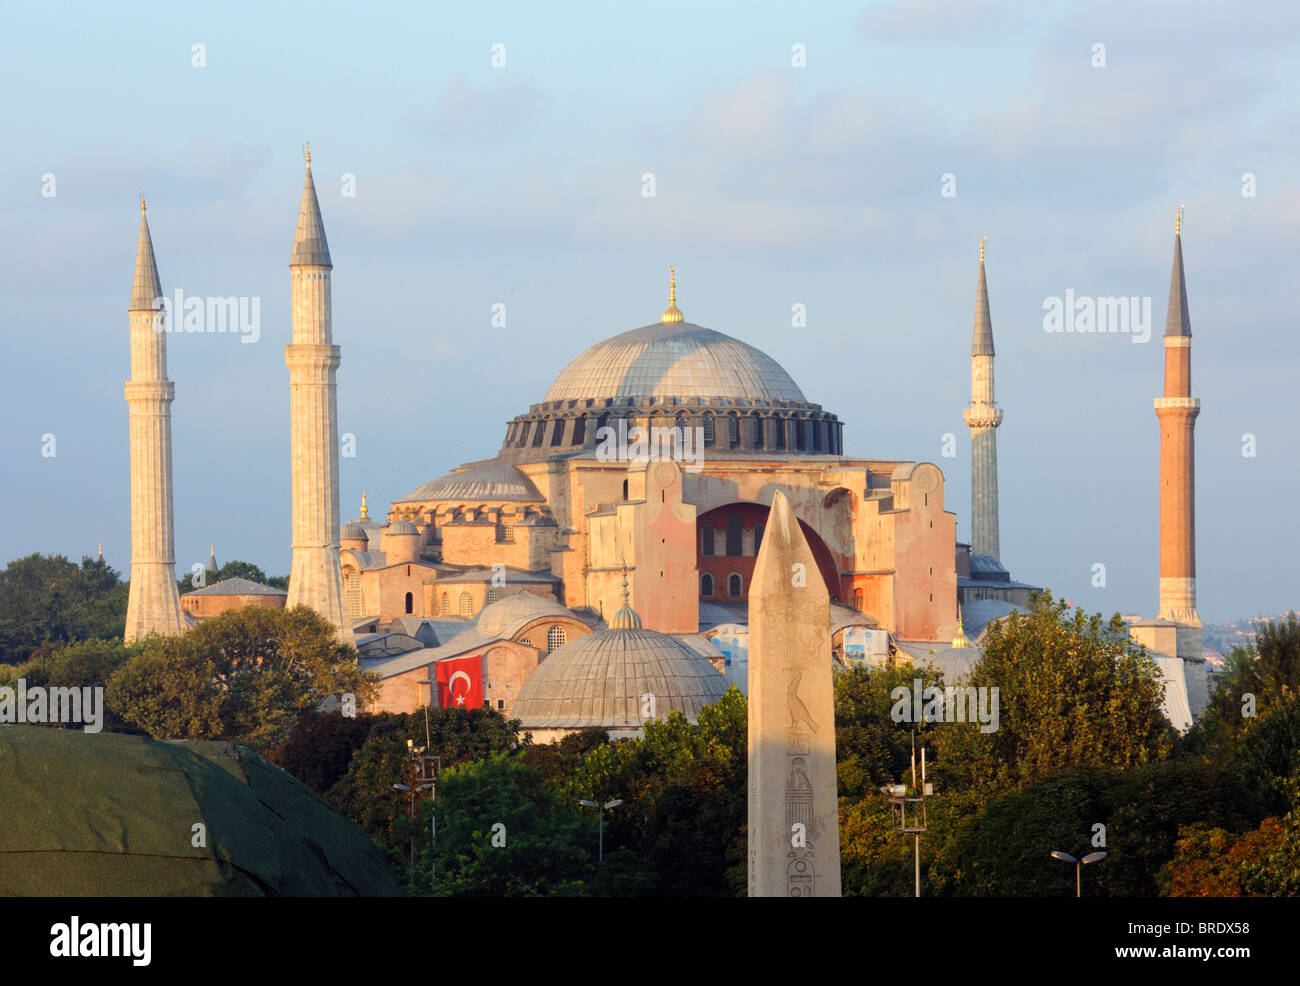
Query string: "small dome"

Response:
xmin=475 ymin=593 xmax=571 ymax=637
xmin=397 ymin=461 xmax=544 ymax=504
xmin=513 ymin=627 xmax=726 ymax=729
xmin=341 ymin=522 xmax=369 ymax=542
xmin=387 ymin=520 xmax=419 ymax=535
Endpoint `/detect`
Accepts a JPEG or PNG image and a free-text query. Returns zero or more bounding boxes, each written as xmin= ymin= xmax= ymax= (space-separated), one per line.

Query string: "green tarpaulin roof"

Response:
xmin=0 ymin=725 xmax=402 ymax=896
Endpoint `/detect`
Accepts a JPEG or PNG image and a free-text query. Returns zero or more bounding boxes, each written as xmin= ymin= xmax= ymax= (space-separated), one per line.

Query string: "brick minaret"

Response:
xmin=285 ymin=146 xmax=350 ymax=639
xmin=963 ymin=237 xmax=1002 ymax=559
xmin=1155 ymin=207 xmax=1200 ymax=626
xmin=124 ymin=198 xmax=185 ymax=642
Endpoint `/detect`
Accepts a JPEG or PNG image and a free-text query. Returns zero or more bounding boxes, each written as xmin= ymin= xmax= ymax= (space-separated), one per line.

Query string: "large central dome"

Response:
xmin=543 ymin=322 xmax=806 ymax=404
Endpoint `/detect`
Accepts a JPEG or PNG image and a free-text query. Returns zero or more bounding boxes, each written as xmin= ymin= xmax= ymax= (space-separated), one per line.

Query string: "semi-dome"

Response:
xmin=475 ymin=592 xmax=571 ymax=637
xmin=544 ymin=322 xmax=806 ymax=404
xmin=512 ymin=626 xmax=727 ymax=730
xmin=396 ymin=461 xmax=544 ymax=504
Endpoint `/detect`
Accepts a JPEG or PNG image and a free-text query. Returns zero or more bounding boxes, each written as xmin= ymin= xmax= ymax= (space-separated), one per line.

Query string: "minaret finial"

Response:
xmin=1175 ymin=203 xmax=1182 ymax=236
xmin=97 ymin=541 xmax=103 ymax=561
xmin=360 ymin=489 xmax=369 ymax=520
xmin=980 ymin=235 xmax=985 ymax=263
xmin=304 ymin=140 xmax=311 ymax=167
xmin=661 ymin=266 xmax=684 ymax=323
xmin=140 ymin=193 xmax=146 ymax=215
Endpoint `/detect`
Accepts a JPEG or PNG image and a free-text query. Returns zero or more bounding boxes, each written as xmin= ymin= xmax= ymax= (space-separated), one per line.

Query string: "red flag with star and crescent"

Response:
xmin=436 ymin=654 xmax=484 ymax=710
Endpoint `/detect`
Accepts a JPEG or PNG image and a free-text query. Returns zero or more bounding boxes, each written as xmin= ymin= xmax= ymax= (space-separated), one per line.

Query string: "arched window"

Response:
xmin=702 ymin=523 xmax=715 ymax=557
xmin=519 ymin=638 xmax=534 ymax=648
xmin=773 ymin=417 xmax=786 ymax=450
xmin=622 ymin=478 xmax=629 ymax=500
xmin=853 ymin=588 xmax=864 ymax=612
xmin=404 ymin=591 xmax=414 ymax=615
xmin=531 ymin=421 xmax=545 ymax=447
xmin=441 ymin=591 xmax=450 ymax=616
xmin=675 ymin=412 xmax=688 ymax=440
xmin=459 ymin=592 xmax=473 ymax=617
xmin=597 ymin=412 xmax=610 ymax=435
xmin=344 ymin=569 xmax=361 ymax=619
xmin=728 ymin=573 xmax=743 ymax=598
xmin=700 ymin=573 xmax=715 ymax=597
xmin=550 ymin=419 xmax=565 ymax=446
xmin=702 ymin=413 xmax=715 ymax=447
xmin=486 ymin=588 xmax=502 ymax=605
xmin=547 ymin=625 xmax=567 ymax=651
xmin=753 ymin=523 xmax=764 ymax=555
xmin=728 ymin=415 xmax=740 ymax=449
xmin=816 ymin=420 xmax=827 ymax=452
xmin=725 ymin=512 xmax=742 ymax=556
xmin=795 ymin=418 xmax=806 ymax=451
xmin=751 ymin=413 xmax=764 ymax=449
xmin=572 ymin=415 xmax=586 ymax=446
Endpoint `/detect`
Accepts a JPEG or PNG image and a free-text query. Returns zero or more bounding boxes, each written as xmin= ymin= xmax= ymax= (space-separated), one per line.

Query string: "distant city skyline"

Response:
xmin=2 ymin=0 xmax=1297 ymax=623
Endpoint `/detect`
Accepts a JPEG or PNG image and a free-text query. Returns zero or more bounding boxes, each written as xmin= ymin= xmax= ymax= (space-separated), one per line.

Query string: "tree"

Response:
xmin=941 ymin=591 xmax=1174 ymax=790
xmin=106 ymin=605 xmax=377 ymax=748
xmin=264 ymin=709 xmax=386 ymax=794
xmin=0 ymin=637 xmax=139 ymax=732
xmin=0 ymin=554 xmax=128 ymax=662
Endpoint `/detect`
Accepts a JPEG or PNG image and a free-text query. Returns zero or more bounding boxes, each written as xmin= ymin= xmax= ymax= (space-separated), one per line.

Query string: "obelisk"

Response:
xmin=747 ymin=490 xmax=841 ymax=897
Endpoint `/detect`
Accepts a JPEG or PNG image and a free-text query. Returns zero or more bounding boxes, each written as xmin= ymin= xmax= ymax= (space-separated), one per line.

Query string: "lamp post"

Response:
xmin=1050 ymin=850 xmax=1107 ymax=897
xmin=881 ymin=732 xmax=933 ymax=898
xmin=578 ymin=798 xmax=623 ymax=861
xmin=418 ymin=677 xmax=438 ymax=891
xmin=394 ymin=738 xmax=434 ymax=877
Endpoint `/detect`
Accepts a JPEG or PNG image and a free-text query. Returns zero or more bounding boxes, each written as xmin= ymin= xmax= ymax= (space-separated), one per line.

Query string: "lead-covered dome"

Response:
xmin=513 ymin=626 xmax=727 ymax=730
xmin=544 ymin=322 xmax=806 ymax=404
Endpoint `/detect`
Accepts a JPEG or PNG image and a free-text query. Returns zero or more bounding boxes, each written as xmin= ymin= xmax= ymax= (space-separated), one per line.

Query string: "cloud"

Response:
xmin=426 ymin=75 xmax=543 ymax=140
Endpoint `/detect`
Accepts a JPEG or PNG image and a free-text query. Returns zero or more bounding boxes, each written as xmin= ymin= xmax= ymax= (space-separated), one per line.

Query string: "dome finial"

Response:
xmin=661 ymin=266 xmax=684 ymax=323
xmin=1175 ymin=203 xmax=1182 ymax=236
xmin=952 ymin=604 xmax=970 ymax=648
xmin=979 ymin=235 xmax=985 ymax=264
xmin=609 ymin=554 xmax=643 ymax=629
xmin=360 ymin=489 xmax=369 ymax=520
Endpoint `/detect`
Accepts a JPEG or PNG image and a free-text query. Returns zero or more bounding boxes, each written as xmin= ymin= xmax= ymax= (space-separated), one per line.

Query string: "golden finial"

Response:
xmin=360 ymin=489 xmax=369 ymax=520
xmin=979 ymin=236 xmax=986 ymax=264
xmin=952 ymin=604 xmax=969 ymax=648
xmin=140 ymin=193 xmax=146 ymax=215
xmin=97 ymin=541 xmax=103 ymax=561
xmin=304 ymin=141 xmax=311 ymax=167
xmin=661 ymin=266 xmax=684 ymax=323
xmin=1175 ymin=203 xmax=1182 ymax=236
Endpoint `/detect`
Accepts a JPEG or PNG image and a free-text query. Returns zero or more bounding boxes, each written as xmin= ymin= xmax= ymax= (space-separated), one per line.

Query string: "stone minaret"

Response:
xmin=747 ymin=491 xmax=841 ymax=897
xmin=962 ymin=237 xmax=1002 ymax=559
xmin=284 ymin=146 xmax=350 ymax=639
xmin=1156 ymin=207 xmax=1200 ymax=626
xmin=124 ymin=198 xmax=185 ymax=642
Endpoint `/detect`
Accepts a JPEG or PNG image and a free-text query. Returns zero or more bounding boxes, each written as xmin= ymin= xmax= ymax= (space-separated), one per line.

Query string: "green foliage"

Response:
xmin=950 ymin=591 xmax=1174 ymax=788
xmin=106 ymin=605 xmax=377 ymax=748
xmin=426 ymin=753 xmax=656 ymax=897
xmin=0 ymin=637 xmax=139 ymax=732
xmin=0 ymin=554 xmax=128 ymax=662
xmin=325 ymin=705 xmax=521 ymax=859
xmin=264 ymin=709 xmax=384 ymax=794
xmin=834 ymin=663 xmax=942 ymax=799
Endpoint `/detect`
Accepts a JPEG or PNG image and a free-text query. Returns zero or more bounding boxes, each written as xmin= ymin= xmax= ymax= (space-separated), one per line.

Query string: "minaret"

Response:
xmin=962 ymin=237 xmax=1003 ymax=559
xmin=284 ymin=144 xmax=350 ymax=639
xmin=1156 ymin=207 xmax=1200 ymax=626
xmin=124 ymin=197 xmax=185 ymax=642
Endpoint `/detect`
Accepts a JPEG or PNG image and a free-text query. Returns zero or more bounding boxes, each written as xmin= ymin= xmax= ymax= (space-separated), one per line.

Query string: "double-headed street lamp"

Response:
xmin=881 ymin=733 xmax=933 ymax=898
xmin=579 ymin=798 xmax=624 ymax=861
xmin=1050 ymin=850 xmax=1107 ymax=897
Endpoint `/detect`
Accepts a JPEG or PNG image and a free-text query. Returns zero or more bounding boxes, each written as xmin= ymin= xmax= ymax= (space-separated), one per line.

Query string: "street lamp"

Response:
xmin=1050 ymin=850 xmax=1107 ymax=897
xmin=881 ymin=732 xmax=933 ymax=898
xmin=579 ymin=798 xmax=623 ymax=861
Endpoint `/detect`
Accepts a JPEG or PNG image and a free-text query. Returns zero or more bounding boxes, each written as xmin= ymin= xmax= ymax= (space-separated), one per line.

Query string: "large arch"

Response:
xmin=695 ymin=502 xmax=841 ymax=604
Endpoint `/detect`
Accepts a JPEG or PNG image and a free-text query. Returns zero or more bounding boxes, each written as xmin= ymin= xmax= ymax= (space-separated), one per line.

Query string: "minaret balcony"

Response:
xmin=1153 ymin=397 xmax=1200 ymax=410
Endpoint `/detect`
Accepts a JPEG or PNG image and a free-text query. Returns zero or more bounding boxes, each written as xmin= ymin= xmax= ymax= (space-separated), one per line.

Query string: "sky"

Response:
xmin=1 ymin=0 xmax=1297 ymax=624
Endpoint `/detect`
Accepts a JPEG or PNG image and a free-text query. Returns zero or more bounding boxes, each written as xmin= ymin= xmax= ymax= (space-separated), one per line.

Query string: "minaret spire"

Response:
xmin=124 ymin=200 xmax=185 ymax=641
xmin=285 ymin=148 xmax=350 ymax=640
xmin=1155 ymin=209 xmax=1199 ymax=626
xmin=963 ymin=238 xmax=1003 ymax=559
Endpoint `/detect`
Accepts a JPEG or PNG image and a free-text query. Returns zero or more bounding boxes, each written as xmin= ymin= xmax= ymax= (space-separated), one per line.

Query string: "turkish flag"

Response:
xmin=436 ymin=654 xmax=484 ymax=709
